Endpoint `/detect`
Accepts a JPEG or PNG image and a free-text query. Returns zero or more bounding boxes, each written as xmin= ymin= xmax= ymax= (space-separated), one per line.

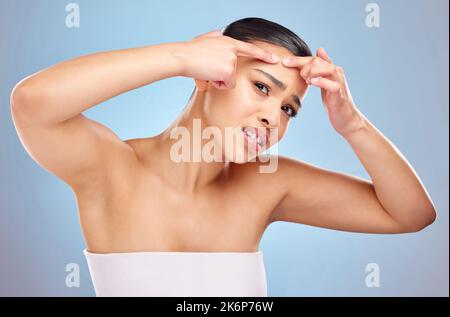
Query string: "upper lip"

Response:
xmin=242 ymin=126 xmax=268 ymax=147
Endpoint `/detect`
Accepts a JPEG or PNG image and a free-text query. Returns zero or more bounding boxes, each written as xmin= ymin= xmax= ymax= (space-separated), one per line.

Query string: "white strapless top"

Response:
xmin=83 ymin=248 xmax=268 ymax=297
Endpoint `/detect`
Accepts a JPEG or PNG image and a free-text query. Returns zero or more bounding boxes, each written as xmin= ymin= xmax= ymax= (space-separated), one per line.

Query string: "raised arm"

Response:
xmin=10 ymin=42 xmax=187 ymax=192
xmin=268 ymin=48 xmax=436 ymax=233
xmin=10 ymin=30 xmax=279 ymax=195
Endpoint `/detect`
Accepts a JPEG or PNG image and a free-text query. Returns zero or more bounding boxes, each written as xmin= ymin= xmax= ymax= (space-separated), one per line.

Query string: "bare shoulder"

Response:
xmin=231 ymin=154 xmax=321 ymax=207
xmin=123 ymin=137 xmax=151 ymax=155
xmin=232 ymin=154 xmax=311 ymax=183
xmin=228 ymin=154 xmax=309 ymax=220
xmin=257 ymin=154 xmax=344 ymax=203
xmin=74 ymin=135 xmax=141 ymax=206
xmin=123 ymin=136 xmax=160 ymax=165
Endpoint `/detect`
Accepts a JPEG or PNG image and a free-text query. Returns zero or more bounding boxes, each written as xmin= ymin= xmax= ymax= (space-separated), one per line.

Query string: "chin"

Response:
xmin=223 ymin=146 xmax=258 ymax=164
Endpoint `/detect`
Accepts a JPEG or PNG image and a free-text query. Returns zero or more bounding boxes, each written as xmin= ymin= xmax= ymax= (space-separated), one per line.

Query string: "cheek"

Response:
xmin=278 ymin=127 xmax=287 ymax=140
xmin=270 ymin=124 xmax=288 ymax=145
xmin=208 ymin=85 xmax=255 ymax=125
xmin=226 ymin=79 xmax=261 ymax=118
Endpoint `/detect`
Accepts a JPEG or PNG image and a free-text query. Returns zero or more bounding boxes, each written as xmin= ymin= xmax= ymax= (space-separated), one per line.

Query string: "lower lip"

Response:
xmin=242 ymin=130 xmax=261 ymax=152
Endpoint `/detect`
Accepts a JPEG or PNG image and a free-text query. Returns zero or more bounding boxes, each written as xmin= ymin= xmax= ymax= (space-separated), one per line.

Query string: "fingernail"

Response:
xmin=311 ymin=77 xmax=320 ymax=84
xmin=282 ymin=57 xmax=292 ymax=65
xmin=271 ymin=53 xmax=279 ymax=62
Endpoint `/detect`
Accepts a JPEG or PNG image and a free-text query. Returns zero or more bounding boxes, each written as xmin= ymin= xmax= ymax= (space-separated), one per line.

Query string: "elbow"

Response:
xmin=10 ymin=77 xmax=49 ymax=122
xmin=416 ymin=201 xmax=438 ymax=231
xmin=11 ymin=80 xmax=27 ymax=110
xmin=422 ymin=208 xmax=437 ymax=229
xmin=10 ymin=82 xmax=30 ymax=122
xmin=400 ymin=208 xmax=437 ymax=233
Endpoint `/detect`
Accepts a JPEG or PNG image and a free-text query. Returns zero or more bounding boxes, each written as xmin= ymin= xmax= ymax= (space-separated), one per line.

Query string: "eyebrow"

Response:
xmin=252 ymin=68 xmax=302 ymax=108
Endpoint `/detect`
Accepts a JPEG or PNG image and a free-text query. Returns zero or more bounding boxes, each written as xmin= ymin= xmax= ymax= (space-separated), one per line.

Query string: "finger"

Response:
xmin=210 ymin=80 xmax=222 ymax=89
xmin=223 ymin=76 xmax=236 ymax=89
xmin=310 ymin=77 xmax=340 ymax=93
xmin=302 ymin=64 xmax=338 ymax=83
xmin=193 ymin=29 xmax=222 ymax=40
xmin=222 ymin=55 xmax=237 ymax=89
xmin=205 ymin=29 xmax=223 ymax=37
xmin=212 ymin=80 xmax=231 ymax=90
xmin=282 ymin=56 xmax=314 ymax=68
xmin=213 ymin=79 xmax=236 ymax=90
xmin=335 ymin=66 xmax=346 ymax=82
xmin=195 ymin=79 xmax=209 ymax=91
xmin=316 ymin=47 xmax=332 ymax=64
xmin=231 ymin=39 xmax=279 ymax=63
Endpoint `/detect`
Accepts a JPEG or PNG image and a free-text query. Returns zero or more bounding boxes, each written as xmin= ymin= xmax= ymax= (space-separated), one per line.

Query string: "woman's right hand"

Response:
xmin=177 ymin=29 xmax=280 ymax=90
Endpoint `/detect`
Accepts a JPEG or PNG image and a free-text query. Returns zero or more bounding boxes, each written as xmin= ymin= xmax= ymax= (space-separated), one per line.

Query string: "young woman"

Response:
xmin=10 ymin=17 xmax=436 ymax=296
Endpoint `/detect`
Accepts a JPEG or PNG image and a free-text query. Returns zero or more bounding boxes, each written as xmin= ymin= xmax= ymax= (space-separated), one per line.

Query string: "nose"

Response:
xmin=257 ymin=108 xmax=280 ymax=129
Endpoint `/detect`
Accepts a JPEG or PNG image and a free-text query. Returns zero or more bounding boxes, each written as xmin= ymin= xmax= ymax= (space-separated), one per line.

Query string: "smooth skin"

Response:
xmin=10 ymin=30 xmax=436 ymax=253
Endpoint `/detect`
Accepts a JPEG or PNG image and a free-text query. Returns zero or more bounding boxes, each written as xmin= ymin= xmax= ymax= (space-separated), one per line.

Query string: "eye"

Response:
xmin=254 ymin=82 xmax=269 ymax=95
xmin=254 ymin=82 xmax=298 ymax=118
xmin=281 ymin=105 xmax=298 ymax=118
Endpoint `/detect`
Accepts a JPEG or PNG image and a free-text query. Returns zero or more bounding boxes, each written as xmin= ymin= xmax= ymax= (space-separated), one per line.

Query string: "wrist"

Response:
xmin=169 ymin=41 xmax=191 ymax=78
xmin=341 ymin=110 xmax=369 ymax=142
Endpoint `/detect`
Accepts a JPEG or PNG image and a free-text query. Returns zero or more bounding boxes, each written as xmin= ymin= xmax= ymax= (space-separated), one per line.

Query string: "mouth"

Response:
xmin=241 ymin=126 xmax=268 ymax=152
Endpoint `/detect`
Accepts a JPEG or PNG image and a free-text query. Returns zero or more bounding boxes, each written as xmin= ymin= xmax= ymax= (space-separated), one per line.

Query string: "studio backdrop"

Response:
xmin=0 ymin=0 xmax=448 ymax=296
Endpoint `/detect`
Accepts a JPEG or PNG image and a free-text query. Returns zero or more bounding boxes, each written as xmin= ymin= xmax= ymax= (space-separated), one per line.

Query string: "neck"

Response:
xmin=151 ymin=88 xmax=230 ymax=194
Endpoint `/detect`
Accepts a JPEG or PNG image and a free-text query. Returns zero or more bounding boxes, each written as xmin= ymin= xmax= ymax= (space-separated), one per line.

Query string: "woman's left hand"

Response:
xmin=282 ymin=48 xmax=365 ymax=138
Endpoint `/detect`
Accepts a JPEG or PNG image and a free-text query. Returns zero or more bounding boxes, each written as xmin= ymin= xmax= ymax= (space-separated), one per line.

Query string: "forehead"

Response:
xmin=237 ymin=41 xmax=308 ymax=99
xmin=252 ymin=40 xmax=295 ymax=59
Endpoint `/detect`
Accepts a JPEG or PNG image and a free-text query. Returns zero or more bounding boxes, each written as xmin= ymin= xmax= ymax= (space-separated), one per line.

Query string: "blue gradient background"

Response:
xmin=0 ymin=0 xmax=448 ymax=296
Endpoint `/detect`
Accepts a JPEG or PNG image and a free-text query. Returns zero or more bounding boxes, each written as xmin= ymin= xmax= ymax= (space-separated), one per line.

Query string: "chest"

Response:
xmin=81 ymin=170 xmax=277 ymax=253
xmin=123 ymin=175 xmax=268 ymax=250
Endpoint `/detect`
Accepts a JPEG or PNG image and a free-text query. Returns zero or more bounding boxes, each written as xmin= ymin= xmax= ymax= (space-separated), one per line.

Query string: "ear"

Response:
xmin=195 ymin=79 xmax=209 ymax=92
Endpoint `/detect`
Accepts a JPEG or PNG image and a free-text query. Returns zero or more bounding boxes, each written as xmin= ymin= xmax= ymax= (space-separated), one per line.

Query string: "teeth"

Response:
xmin=243 ymin=127 xmax=265 ymax=148
xmin=244 ymin=130 xmax=256 ymax=140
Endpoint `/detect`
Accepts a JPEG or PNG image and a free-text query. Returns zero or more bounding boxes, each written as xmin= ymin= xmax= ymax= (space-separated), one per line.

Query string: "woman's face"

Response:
xmin=201 ymin=41 xmax=309 ymax=163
